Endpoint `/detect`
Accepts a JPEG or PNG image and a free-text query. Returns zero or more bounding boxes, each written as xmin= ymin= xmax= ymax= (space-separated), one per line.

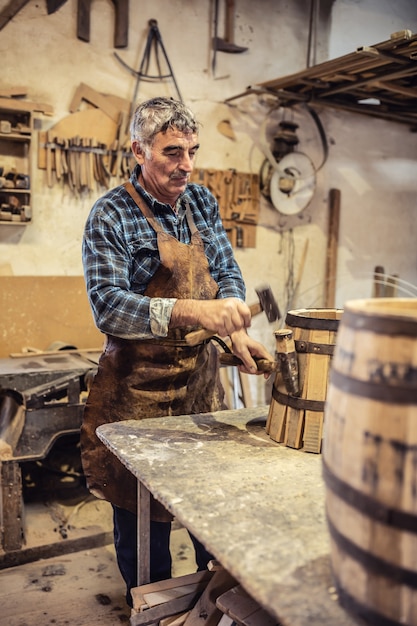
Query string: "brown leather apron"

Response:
xmin=80 ymin=182 xmax=226 ymax=519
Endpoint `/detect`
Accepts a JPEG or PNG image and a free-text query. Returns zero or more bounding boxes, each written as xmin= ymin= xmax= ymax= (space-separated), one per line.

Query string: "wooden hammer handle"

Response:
xmin=185 ymin=301 xmax=262 ymax=347
xmin=219 ymin=353 xmax=278 ymax=373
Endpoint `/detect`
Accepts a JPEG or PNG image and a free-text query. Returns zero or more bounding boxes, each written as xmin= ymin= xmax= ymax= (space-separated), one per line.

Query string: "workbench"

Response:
xmin=97 ymin=406 xmax=362 ymax=626
xmin=0 ymin=351 xmax=102 ymax=562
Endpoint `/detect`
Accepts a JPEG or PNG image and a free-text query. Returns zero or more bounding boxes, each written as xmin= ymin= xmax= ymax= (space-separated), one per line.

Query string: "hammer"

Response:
xmin=184 ymin=285 xmax=280 ymax=347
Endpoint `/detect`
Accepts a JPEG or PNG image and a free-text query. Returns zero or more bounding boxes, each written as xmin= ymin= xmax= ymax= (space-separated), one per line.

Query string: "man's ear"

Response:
xmin=131 ymin=141 xmax=145 ymax=164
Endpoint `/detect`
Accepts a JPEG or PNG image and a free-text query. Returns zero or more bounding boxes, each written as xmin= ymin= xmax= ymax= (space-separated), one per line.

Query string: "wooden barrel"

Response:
xmin=322 ymin=298 xmax=417 ymax=625
xmin=266 ymin=308 xmax=342 ymax=453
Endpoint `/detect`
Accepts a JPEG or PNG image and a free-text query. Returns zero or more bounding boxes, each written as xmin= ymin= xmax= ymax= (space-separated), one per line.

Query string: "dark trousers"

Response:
xmin=112 ymin=505 xmax=214 ymax=608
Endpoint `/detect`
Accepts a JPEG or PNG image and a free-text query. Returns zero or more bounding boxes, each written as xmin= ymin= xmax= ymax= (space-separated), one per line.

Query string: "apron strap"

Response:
xmin=124 ymin=181 xmax=199 ymax=237
xmin=184 ymin=202 xmax=199 ymax=236
xmin=123 ymin=181 xmax=163 ymax=233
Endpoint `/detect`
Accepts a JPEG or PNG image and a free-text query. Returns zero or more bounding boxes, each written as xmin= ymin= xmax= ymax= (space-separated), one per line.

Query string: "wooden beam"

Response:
xmin=0 ymin=96 xmax=53 ymax=115
xmin=0 ymin=0 xmax=30 ymax=32
xmin=324 ymin=188 xmax=340 ymax=308
xmin=0 ymin=86 xmax=28 ymax=98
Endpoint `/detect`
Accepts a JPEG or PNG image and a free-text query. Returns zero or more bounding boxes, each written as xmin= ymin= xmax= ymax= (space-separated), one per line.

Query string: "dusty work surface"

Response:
xmin=0 ymin=497 xmax=196 ymax=626
xmin=98 ymin=407 xmax=362 ymax=626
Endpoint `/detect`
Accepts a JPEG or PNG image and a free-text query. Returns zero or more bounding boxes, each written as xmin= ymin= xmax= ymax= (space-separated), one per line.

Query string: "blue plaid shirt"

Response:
xmin=82 ymin=165 xmax=246 ymax=339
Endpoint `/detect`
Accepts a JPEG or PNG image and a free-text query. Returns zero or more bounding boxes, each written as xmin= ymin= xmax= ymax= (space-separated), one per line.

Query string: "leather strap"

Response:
xmin=123 ymin=180 xmax=199 ymax=237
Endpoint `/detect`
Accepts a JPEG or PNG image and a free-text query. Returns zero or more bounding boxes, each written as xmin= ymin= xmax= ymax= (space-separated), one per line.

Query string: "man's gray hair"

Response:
xmin=130 ymin=97 xmax=200 ymax=150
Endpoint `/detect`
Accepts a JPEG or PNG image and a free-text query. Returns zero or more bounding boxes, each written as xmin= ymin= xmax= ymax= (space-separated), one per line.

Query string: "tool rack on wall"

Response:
xmin=190 ymin=167 xmax=260 ymax=248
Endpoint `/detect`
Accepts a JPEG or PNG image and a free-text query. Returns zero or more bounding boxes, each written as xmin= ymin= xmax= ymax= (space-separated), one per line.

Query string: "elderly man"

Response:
xmin=81 ymin=96 xmax=273 ymax=607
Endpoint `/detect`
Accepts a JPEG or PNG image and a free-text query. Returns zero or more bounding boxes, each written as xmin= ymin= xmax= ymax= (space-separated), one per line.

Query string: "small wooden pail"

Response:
xmin=322 ymin=298 xmax=417 ymax=625
xmin=266 ymin=308 xmax=342 ymax=453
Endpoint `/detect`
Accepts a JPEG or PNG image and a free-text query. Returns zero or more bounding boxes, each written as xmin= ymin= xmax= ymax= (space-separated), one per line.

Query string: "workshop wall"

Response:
xmin=1 ymin=0 xmax=417 ymax=403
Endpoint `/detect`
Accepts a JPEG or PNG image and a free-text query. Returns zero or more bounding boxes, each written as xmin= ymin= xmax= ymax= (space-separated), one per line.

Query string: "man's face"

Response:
xmin=132 ymin=127 xmax=199 ymax=206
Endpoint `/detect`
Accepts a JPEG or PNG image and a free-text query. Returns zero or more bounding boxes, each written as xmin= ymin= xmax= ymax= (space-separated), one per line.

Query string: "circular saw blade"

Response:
xmin=270 ymin=152 xmax=316 ymax=215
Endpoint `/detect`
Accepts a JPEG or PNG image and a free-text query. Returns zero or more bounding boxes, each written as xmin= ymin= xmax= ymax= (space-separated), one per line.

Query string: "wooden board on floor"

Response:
xmin=131 ymin=570 xmax=214 ymax=611
xmin=217 ymin=585 xmax=279 ymax=626
xmin=183 ymin=568 xmax=238 ymax=626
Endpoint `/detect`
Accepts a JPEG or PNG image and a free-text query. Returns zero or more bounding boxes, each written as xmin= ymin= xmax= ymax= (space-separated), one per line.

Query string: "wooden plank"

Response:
xmin=324 ymin=189 xmax=340 ymax=308
xmin=137 ymin=480 xmax=151 ymax=586
xmin=252 ymin=32 xmax=417 ymax=127
xmin=69 ymin=83 xmax=121 ymax=123
xmin=216 ymin=585 xmax=278 ymax=626
xmin=0 ymin=86 xmax=28 ymax=97
xmin=143 ymin=581 xmax=212 ymax=609
xmin=0 ymin=96 xmax=53 ymax=115
xmin=183 ymin=568 xmax=238 ymax=626
xmin=303 ymin=329 xmax=331 ymax=402
xmin=303 ymin=411 xmax=323 ymax=454
xmin=160 ymin=612 xmax=191 ymax=626
xmin=217 ymin=616 xmax=234 ymax=626
xmin=0 ymin=461 xmax=23 ymax=552
xmin=131 ymin=571 xmax=214 ymax=611
xmin=385 ymin=274 xmax=398 ymax=297
xmin=372 ymin=265 xmax=385 ymax=297
xmin=266 ymin=388 xmax=287 ymax=443
xmin=283 ymin=405 xmax=304 ymax=449
xmin=0 ymin=528 xmax=113 ymax=569
xmin=130 ymin=592 xmax=202 ymax=626
xmin=293 ymin=324 xmax=308 ymax=395
xmin=40 ymin=109 xmax=117 ymax=150
xmin=259 ymin=32 xmax=416 ymax=91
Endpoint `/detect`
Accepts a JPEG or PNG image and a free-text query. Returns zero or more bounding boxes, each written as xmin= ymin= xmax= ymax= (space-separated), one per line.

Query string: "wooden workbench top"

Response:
xmin=97 ymin=407 xmax=360 ymax=626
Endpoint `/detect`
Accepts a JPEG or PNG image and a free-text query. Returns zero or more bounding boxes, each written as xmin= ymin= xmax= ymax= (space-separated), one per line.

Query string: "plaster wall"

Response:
xmin=1 ymin=0 xmax=416 ymax=403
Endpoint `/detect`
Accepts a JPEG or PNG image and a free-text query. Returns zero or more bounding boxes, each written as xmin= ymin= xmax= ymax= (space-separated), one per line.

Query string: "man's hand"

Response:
xmin=230 ymin=329 xmax=275 ymax=379
xmin=171 ymin=297 xmax=252 ymax=337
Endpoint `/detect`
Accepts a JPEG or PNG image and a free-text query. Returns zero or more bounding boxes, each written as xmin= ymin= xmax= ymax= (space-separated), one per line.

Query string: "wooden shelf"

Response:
xmin=227 ymin=30 xmax=417 ymax=128
xmin=0 ymin=105 xmax=33 ymax=235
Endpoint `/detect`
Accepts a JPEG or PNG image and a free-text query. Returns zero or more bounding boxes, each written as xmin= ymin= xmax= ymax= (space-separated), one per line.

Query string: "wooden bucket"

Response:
xmin=266 ymin=308 xmax=342 ymax=453
xmin=322 ymin=298 xmax=417 ymax=625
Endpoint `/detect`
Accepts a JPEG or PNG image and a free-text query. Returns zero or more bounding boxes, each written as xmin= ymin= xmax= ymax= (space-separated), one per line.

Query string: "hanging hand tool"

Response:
xmin=212 ymin=0 xmax=248 ymax=56
xmin=185 ymin=285 xmax=280 ymax=347
xmin=46 ymin=0 xmax=68 ymax=14
xmin=54 ymin=136 xmax=62 ymax=181
xmin=77 ymin=0 xmax=129 ymax=48
xmin=115 ymin=18 xmax=183 ymax=127
xmin=112 ymin=0 xmax=129 ymax=48
xmin=0 ymin=0 xmax=30 ymax=32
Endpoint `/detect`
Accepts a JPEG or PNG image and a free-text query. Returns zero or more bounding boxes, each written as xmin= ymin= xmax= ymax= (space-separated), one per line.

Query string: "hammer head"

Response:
xmin=255 ymin=285 xmax=281 ymax=323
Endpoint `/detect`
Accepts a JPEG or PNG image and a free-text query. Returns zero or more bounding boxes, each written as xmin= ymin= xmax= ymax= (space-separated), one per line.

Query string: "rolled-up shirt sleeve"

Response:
xmin=149 ymin=297 xmax=177 ymax=337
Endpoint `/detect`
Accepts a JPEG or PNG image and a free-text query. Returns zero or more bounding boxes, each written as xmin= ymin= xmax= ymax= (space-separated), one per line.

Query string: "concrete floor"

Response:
xmin=0 ymin=497 xmax=197 ymax=626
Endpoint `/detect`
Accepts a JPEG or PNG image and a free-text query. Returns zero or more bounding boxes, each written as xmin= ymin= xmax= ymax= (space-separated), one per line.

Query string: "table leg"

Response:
xmin=137 ymin=480 xmax=151 ymax=585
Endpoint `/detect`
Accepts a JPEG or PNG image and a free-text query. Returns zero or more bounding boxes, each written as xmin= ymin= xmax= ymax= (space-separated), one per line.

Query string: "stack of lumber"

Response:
xmin=130 ymin=563 xmax=278 ymax=626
